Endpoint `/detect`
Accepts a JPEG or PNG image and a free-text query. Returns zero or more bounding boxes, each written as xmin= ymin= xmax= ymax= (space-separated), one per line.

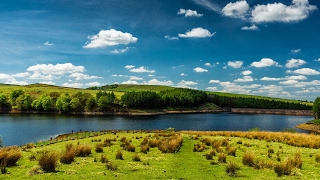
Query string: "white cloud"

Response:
xmin=86 ymin=82 xmax=102 ymax=87
xmin=124 ymin=65 xmax=135 ymax=69
xmin=241 ymin=24 xmax=259 ymax=30
xmin=178 ymin=8 xmax=203 ymax=17
xmin=129 ymin=76 xmax=143 ymax=81
xmin=111 ymin=47 xmax=131 ymax=54
xmin=0 ymin=73 xmax=15 ymax=81
xmin=241 ymin=70 xmax=252 ymax=75
xmin=291 ymin=49 xmax=301 ymax=53
xmin=228 ymin=61 xmax=243 ymax=68
xmin=62 ymin=83 xmax=83 ymax=88
xmin=27 ymin=63 xmax=85 ymax=75
xmin=164 ymin=36 xmax=179 ymax=40
xmin=251 ymin=0 xmax=317 ymax=23
xmin=5 ymin=80 xmax=28 ymax=86
xmin=287 ymin=68 xmax=320 ymax=75
xmin=39 ymin=81 xmax=55 ymax=85
xmin=206 ymin=87 xmax=218 ymax=91
xmin=83 ymin=29 xmax=138 ymax=48
xmin=193 ymin=67 xmax=208 ymax=72
xmin=180 ymin=73 xmax=187 ymax=76
xmin=147 ymin=74 xmax=155 ymax=77
xmin=44 ymin=41 xmax=53 ymax=46
xmin=209 ymin=80 xmax=220 ymax=83
xmin=177 ymin=80 xmax=198 ymax=86
xmin=222 ymin=0 xmax=250 ymax=18
xmin=251 ymin=58 xmax=280 ymax=68
xmin=317 ymin=58 xmax=320 ymax=62
xmin=29 ymin=73 xmax=57 ymax=80
xmin=285 ymin=58 xmax=306 ymax=68
xmin=129 ymin=66 xmax=155 ymax=73
xmin=69 ymin=73 xmax=102 ymax=81
xmin=204 ymin=62 xmax=213 ymax=67
xmin=122 ymin=80 xmax=138 ymax=84
xmin=261 ymin=75 xmax=307 ymax=81
xmin=178 ymin=27 xmax=215 ymax=38
xmin=190 ymin=0 xmax=221 ymax=13
xmin=13 ymin=72 xmax=30 ymax=78
xmin=234 ymin=76 xmax=254 ymax=82
xmin=145 ymin=79 xmax=174 ymax=86
xmin=279 ymin=80 xmax=299 ymax=85
xmin=219 ymin=81 xmax=251 ymax=94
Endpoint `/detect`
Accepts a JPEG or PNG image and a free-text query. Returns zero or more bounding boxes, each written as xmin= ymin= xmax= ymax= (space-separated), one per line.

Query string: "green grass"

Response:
xmin=2 ymin=130 xmax=320 ymax=179
xmin=307 ymin=119 xmax=320 ymax=125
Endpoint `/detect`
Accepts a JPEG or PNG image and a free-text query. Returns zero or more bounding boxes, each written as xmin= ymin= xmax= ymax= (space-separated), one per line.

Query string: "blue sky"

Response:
xmin=0 ymin=0 xmax=319 ymax=101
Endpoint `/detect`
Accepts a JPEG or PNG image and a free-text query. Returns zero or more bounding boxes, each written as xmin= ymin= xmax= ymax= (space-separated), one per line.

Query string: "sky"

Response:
xmin=0 ymin=0 xmax=320 ymax=101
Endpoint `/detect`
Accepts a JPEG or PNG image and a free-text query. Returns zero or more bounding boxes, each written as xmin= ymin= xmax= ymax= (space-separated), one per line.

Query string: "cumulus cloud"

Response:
xmin=241 ymin=70 xmax=252 ymax=75
xmin=62 ymin=83 xmax=83 ymax=88
xmin=206 ymin=87 xmax=218 ymax=91
xmin=5 ymin=80 xmax=28 ymax=85
xmin=234 ymin=76 xmax=254 ymax=82
xmin=178 ymin=27 xmax=215 ymax=38
xmin=251 ymin=0 xmax=317 ymax=23
xmin=129 ymin=76 xmax=143 ymax=81
xmin=177 ymin=80 xmax=198 ymax=86
xmin=204 ymin=62 xmax=213 ymax=67
xmin=27 ymin=63 xmax=85 ymax=75
xmin=124 ymin=65 xmax=135 ymax=69
xmin=145 ymin=79 xmax=174 ymax=86
xmin=222 ymin=0 xmax=249 ymax=18
xmin=0 ymin=73 xmax=15 ymax=81
xmin=164 ymin=36 xmax=179 ymax=40
xmin=261 ymin=75 xmax=307 ymax=81
xmin=287 ymin=68 xmax=320 ymax=75
xmin=228 ymin=61 xmax=243 ymax=68
xmin=251 ymin=58 xmax=280 ymax=68
xmin=29 ymin=73 xmax=57 ymax=80
xmin=178 ymin=8 xmax=203 ymax=17
xmin=291 ymin=49 xmax=301 ymax=53
xmin=83 ymin=29 xmax=138 ymax=48
xmin=279 ymin=79 xmax=299 ymax=85
xmin=209 ymin=80 xmax=220 ymax=83
xmin=129 ymin=66 xmax=155 ymax=73
xmin=180 ymin=73 xmax=187 ymax=76
xmin=40 ymin=81 xmax=56 ymax=85
xmin=69 ymin=73 xmax=102 ymax=81
xmin=193 ymin=67 xmax=208 ymax=72
xmin=111 ymin=47 xmax=131 ymax=54
xmin=122 ymin=80 xmax=138 ymax=84
xmin=241 ymin=24 xmax=259 ymax=30
xmin=13 ymin=72 xmax=30 ymax=78
xmin=86 ymin=82 xmax=102 ymax=87
xmin=285 ymin=58 xmax=306 ymax=68
xmin=44 ymin=41 xmax=53 ymax=46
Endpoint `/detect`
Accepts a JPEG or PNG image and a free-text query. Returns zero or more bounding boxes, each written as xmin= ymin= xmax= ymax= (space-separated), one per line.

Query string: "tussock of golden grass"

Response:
xmin=226 ymin=161 xmax=240 ymax=177
xmin=116 ymin=150 xmax=124 ymax=160
xmin=254 ymin=160 xmax=274 ymax=169
xmin=75 ymin=144 xmax=92 ymax=157
xmin=218 ymin=153 xmax=227 ymax=163
xmin=204 ymin=150 xmax=216 ymax=160
xmin=95 ymin=143 xmax=104 ymax=153
xmin=242 ymin=151 xmax=255 ymax=167
xmin=315 ymin=154 xmax=320 ymax=163
xmin=193 ymin=143 xmax=205 ymax=152
xmin=100 ymin=154 xmax=108 ymax=163
xmin=181 ymin=131 xmax=320 ymax=149
xmin=132 ymin=154 xmax=141 ymax=162
xmin=0 ymin=146 xmax=21 ymax=167
xmin=227 ymin=147 xmax=236 ymax=156
xmin=60 ymin=149 xmax=75 ymax=164
xmin=140 ymin=144 xmax=150 ymax=154
xmin=148 ymin=139 xmax=160 ymax=148
xmin=106 ymin=161 xmax=117 ymax=171
xmin=158 ymin=134 xmax=183 ymax=153
xmin=38 ymin=151 xmax=59 ymax=172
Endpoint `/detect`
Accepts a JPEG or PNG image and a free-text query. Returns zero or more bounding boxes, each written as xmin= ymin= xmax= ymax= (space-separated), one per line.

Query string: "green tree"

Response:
xmin=9 ymin=89 xmax=24 ymax=106
xmin=98 ymin=96 xmax=109 ymax=111
xmin=56 ymin=94 xmax=71 ymax=112
xmin=85 ymin=96 xmax=96 ymax=112
xmin=0 ymin=93 xmax=7 ymax=107
xmin=70 ymin=98 xmax=82 ymax=111
xmin=42 ymin=96 xmax=54 ymax=111
xmin=16 ymin=94 xmax=33 ymax=111
xmin=312 ymin=97 xmax=320 ymax=119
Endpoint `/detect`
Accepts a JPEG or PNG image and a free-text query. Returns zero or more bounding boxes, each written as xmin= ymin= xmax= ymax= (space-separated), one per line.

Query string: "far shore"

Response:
xmin=296 ymin=123 xmax=320 ymax=134
xmin=0 ymin=108 xmax=313 ymax=116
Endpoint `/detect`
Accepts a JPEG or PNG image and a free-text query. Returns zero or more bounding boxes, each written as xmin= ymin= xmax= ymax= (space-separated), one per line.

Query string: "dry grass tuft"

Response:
xmin=38 ymin=151 xmax=59 ymax=172
xmin=106 ymin=161 xmax=117 ymax=171
xmin=218 ymin=153 xmax=227 ymax=163
xmin=132 ymin=154 xmax=141 ymax=162
xmin=116 ymin=150 xmax=124 ymax=160
xmin=242 ymin=151 xmax=255 ymax=167
xmin=0 ymin=146 xmax=21 ymax=169
xmin=226 ymin=161 xmax=240 ymax=177
xmin=95 ymin=143 xmax=104 ymax=153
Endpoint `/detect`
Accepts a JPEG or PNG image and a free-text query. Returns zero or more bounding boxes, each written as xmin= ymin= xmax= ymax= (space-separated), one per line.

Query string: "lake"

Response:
xmin=0 ymin=112 xmax=312 ymax=146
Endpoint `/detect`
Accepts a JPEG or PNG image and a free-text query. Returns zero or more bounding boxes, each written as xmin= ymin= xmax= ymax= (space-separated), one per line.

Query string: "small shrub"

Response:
xmin=315 ymin=154 xmax=320 ymax=163
xmin=106 ymin=161 xmax=117 ymax=171
xmin=60 ymin=150 xmax=75 ymax=164
xmin=218 ymin=153 xmax=227 ymax=163
xmin=141 ymin=144 xmax=150 ymax=154
xmin=274 ymin=159 xmax=293 ymax=177
xmin=227 ymin=147 xmax=236 ymax=156
xmin=38 ymin=151 xmax=59 ymax=172
xmin=100 ymin=154 xmax=108 ymax=163
xmin=95 ymin=143 xmax=104 ymax=153
xmin=116 ymin=150 xmax=124 ymax=160
xmin=75 ymin=144 xmax=92 ymax=157
xmin=0 ymin=146 xmax=21 ymax=167
xmin=132 ymin=154 xmax=141 ymax=162
xmin=242 ymin=151 xmax=255 ymax=167
xmin=126 ymin=144 xmax=136 ymax=152
xmin=149 ymin=139 xmax=160 ymax=148
xmin=226 ymin=161 xmax=240 ymax=177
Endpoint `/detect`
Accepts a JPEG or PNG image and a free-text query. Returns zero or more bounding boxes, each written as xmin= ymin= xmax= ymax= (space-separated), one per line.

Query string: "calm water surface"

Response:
xmin=0 ymin=113 xmax=312 ymax=146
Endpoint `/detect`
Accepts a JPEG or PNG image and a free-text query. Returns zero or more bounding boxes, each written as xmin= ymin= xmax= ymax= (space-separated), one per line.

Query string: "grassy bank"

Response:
xmin=2 ymin=130 xmax=320 ymax=179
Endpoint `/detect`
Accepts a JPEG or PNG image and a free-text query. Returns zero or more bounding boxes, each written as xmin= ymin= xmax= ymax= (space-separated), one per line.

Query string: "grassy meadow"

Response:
xmin=2 ymin=130 xmax=320 ymax=179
